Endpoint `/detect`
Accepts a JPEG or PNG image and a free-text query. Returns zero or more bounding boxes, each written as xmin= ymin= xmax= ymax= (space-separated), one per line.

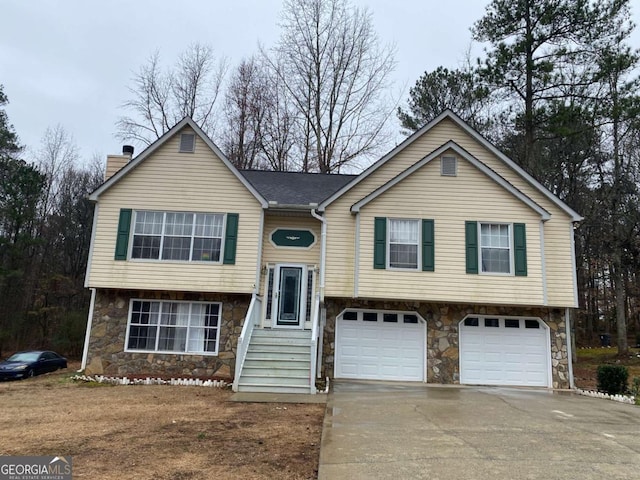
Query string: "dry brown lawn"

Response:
xmin=574 ymin=346 xmax=640 ymax=391
xmin=0 ymin=364 xmax=325 ymax=479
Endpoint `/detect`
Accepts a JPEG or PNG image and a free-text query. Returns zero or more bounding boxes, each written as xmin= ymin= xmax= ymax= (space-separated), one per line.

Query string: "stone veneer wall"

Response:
xmin=85 ymin=289 xmax=250 ymax=380
xmin=323 ymin=298 xmax=570 ymax=389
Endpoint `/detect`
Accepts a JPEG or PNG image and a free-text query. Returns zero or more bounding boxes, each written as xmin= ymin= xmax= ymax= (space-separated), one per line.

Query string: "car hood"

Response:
xmin=0 ymin=361 xmax=28 ymax=369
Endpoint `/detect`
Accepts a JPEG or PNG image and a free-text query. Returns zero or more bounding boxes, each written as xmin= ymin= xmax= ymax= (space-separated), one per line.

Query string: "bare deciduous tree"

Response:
xmin=35 ymin=125 xmax=78 ymax=219
xmin=265 ymin=0 xmax=396 ymax=173
xmin=222 ymin=57 xmax=269 ymax=170
xmin=117 ymin=43 xmax=227 ymax=146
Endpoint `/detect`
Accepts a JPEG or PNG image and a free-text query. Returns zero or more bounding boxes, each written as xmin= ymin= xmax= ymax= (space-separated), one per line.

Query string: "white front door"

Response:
xmin=272 ymin=264 xmax=307 ymax=328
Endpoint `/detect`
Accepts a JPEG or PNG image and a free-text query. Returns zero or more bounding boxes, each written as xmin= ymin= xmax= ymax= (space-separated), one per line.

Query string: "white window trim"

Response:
xmin=387 ymin=218 xmax=421 ymax=271
xmin=129 ymin=210 xmax=226 ymax=264
xmin=478 ymin=222 xmax=514 ymax=276
xmin=124 ymin=298 xmax=222 ymax=356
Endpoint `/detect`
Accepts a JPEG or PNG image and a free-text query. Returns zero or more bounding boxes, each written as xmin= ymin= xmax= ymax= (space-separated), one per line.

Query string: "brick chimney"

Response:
xmin=105 ymin=145 xmax=134 ymax=180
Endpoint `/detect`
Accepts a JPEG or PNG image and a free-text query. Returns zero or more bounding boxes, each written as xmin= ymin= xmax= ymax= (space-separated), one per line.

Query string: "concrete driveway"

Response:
xmin=319 ymin=381 xmax=640 ymax=479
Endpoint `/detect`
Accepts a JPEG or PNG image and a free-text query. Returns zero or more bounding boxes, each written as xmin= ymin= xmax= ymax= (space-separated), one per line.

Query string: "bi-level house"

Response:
xmin=81 ymin=110 xmax=580 ymax=393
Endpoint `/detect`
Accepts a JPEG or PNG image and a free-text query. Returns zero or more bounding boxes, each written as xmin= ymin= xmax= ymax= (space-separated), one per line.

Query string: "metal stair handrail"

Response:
xmin=309 ymin=292 xmax=321 ymax=394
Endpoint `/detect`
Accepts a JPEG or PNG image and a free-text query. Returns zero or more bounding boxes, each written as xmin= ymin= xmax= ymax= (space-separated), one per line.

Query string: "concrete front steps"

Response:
xmin=236 ymin=329 xmax=315 ymax=394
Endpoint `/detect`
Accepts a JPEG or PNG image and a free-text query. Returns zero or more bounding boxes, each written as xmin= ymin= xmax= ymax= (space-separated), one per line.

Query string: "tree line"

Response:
xmin=0 ymin=88 xmax=103 ymax=357
xmin=1 ymin=0 xmax=639 ymax=357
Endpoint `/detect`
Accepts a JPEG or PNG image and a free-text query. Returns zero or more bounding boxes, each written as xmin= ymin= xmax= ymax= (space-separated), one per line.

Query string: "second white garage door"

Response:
xmin=459 ymin=316 xmax=551 ymax=387
xmin=335 ymin=310 xmax=426 ymax=382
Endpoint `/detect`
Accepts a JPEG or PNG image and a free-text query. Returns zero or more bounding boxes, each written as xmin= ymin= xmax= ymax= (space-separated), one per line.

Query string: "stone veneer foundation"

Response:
xmin=322 ymin=298 xmax=571 ymax=389
xmin=84 ymin=289 xmax=250 ymax=380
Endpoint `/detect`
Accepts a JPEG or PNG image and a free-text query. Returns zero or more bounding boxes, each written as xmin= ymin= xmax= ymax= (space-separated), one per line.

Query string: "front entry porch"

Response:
xmin=232 ymin=262 xmax=322 ymax=394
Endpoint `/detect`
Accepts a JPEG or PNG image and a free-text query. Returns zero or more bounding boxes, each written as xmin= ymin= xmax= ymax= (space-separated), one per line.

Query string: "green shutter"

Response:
xmin=114 ymin=209 xmax=132 ymax=260
xmin=422 ymin=219 xmax=434 ymax=271
xmin=465 ymin=221 xmax=478 ymax=274
xmin=223 ymin=213 xmax=239 ymax=264
xmin=373 ymin=217 xmax=387 ymax=269
xmin=513 ymin=223 xmax=527 ymax=276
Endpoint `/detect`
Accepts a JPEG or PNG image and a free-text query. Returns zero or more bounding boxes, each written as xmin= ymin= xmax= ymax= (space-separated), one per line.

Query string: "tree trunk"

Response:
xmin=613 ymin=258 xmax=628 ymax=355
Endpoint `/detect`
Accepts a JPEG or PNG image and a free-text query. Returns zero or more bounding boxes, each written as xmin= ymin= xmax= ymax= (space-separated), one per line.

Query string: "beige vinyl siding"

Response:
xmin=261 ymin=215 xmax=321 ymax=266
xmin=259 ymin=215 xmax=321 ymax=303
xmin=356 ymin=155 xmax=544 ymax=304
xmin=325 ymin=118 xmax=577 ymax=307
xmin=87 ymin=127 xmax=262 ymax=293
xmin=419 ymin=120 xmax=577 ymax=306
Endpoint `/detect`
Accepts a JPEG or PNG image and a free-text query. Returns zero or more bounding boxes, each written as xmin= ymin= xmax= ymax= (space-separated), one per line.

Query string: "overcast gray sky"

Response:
xmin=1 ymin=1 xmax=639 ymax=164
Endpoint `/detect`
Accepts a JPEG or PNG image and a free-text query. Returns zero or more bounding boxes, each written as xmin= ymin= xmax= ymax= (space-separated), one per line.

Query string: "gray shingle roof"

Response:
xmin=240 ymin=170 xmax=357 ymax=206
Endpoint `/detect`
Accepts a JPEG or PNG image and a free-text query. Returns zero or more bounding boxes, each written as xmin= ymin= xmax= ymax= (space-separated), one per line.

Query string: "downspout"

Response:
xmin=354 ymin=212 xmax=360 ymax=298
xmin=310 ymin=209 xmax=326 ymax=301
xmin=539 ymin=220 xmax=547 ymax=305
xmin=80 ymin=288 xmax=97 ymax=371
xmin=254 ymin=209 xmax=265 ymax=294
xmin=565 ymin=308 xmax=575 ymax=389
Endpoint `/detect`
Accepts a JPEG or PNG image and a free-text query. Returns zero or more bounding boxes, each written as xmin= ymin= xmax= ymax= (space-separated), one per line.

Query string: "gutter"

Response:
xmin=310 ymin=209 xmax=327 ymax=302
xmin=80 ymin=288 xmax=97 ymax=371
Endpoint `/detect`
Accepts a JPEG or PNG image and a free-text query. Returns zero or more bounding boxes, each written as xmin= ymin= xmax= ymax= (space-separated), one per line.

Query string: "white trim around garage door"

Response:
xmin=334 ymin=308 xmax=427 ymax=382
xmin=458 ymin=314 xmax=552 ymax=388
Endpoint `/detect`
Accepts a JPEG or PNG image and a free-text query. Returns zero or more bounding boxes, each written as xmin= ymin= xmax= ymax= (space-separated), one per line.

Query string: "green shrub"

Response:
xmin=597 ymin=365 xmax=629 ymax=395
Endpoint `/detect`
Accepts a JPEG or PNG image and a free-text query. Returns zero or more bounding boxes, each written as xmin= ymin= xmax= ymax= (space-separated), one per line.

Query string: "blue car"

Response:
xmin=0 ymin=351 xmax=68 ymax=380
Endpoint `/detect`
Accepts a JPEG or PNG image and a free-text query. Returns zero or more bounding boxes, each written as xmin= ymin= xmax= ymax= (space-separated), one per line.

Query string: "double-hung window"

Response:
xmin=374 ymin=217 xmax=434 ymax=271
xmin=480 ymin=223 xmax=511 ymax=274
xmin=126 ymin=299 xmax=221 ymax=355
xmin=389 ymin=219 xmax=420 ymax=269
xmin=131 ymin=211 xmax=224 ymax=262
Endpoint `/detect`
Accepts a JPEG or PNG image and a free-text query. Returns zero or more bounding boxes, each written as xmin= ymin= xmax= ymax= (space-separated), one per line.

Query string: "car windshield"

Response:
xmin=6 ymin=352 xmax=40 ymax=363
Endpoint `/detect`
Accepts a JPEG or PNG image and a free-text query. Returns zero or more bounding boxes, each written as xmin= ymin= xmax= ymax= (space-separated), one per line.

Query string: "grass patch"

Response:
xmin=575 ymin=346 xmax=640 ymax=391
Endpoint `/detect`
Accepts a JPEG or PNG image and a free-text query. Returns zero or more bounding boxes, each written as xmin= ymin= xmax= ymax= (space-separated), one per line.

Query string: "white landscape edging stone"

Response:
xmin=576 ymin=388 xmax=636 ymax=405
xmin=71 ymin=374 xmax=228 ymax=388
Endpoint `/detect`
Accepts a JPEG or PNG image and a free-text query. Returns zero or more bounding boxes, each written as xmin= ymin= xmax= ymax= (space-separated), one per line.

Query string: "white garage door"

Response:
xmin=459 ymin=316 xmax=551 ymax=387
xmin=335 ymin=310 xmax=426 ymax=382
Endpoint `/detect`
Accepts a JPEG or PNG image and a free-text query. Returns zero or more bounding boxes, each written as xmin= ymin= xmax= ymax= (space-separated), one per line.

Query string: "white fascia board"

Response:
xmin=445 ymin=113 xmax=583 ymax=222
xmin=88 ymin=118 xmax=268 ymax=208
xmin=320 ymin=109 xmax=582 ymax=222
xmin=319 ymin=110 xmax=455 ymax=211
xmin=350 ymin=141 xmax=551 ymax=221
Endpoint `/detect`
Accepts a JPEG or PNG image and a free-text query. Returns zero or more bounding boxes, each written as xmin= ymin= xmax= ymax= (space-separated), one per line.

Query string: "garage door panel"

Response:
xmin=460 ymin=317 xmax=550 ymax=387
xmin=336 ymin=313 xmax=425 ymax=382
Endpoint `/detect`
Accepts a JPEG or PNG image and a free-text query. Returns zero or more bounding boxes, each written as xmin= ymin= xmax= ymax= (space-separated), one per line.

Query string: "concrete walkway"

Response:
xmin=319 ymin=381 xmax=640 ymax=480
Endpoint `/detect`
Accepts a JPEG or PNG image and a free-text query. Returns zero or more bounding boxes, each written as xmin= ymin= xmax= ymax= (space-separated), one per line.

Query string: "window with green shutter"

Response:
xmin=422 ymin=219 xmax=434 ymax=271
xmin=374 ymin=217 xmax=435 ymax=271
xmin=467 ymin=222 xmax=528 ymax=276
xmin=223 ymin=213 xmax=239 ymax=264
xmin=114 ymin=209 xmax=132 ymax=260
xmin=465 ymin=221 xmax=478 ymax=274
xmin=373 ymin=217 xmax=386 ymax=269
xmin=513 ymin=223 xmax=527 ymax=276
